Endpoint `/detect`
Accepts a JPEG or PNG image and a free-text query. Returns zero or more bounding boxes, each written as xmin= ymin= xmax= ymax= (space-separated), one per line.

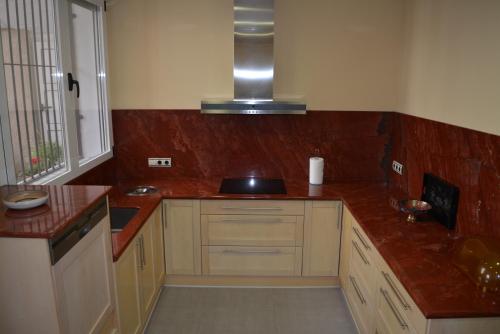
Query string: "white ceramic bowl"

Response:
xmin=2 ymin=190 xmax=49 ymax=210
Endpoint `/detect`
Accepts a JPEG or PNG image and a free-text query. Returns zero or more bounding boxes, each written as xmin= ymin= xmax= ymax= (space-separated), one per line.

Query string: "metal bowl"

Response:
xmin=126 ymin=185 xmax=158 ymax=196
xmin=400 ymin=199 xmax=432 ymax=223
xmin=3 ymin=190 xmax=49 ymax=210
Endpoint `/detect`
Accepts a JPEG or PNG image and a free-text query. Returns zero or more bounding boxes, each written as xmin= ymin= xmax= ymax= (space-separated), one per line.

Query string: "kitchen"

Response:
xmin=0 ymin=0 xmax=499 ymax=333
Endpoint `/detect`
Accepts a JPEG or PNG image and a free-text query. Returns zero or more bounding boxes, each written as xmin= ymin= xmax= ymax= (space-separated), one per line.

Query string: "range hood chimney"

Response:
xmin=201 ymin=0 xmax=306 ymax=115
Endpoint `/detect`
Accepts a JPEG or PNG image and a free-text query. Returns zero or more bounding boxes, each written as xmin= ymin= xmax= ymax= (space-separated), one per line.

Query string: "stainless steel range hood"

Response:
xmin=201 ymin=0 xmax=306 ymax=115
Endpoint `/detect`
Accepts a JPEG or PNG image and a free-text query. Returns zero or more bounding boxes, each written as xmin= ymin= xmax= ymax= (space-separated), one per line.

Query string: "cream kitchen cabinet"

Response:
xmin=114 ymin=205 xmax=164 ymax=334
xmin=201 ymin=214 xmax=304 ymax=247
xmin=138 ymin=214 xmax=157 ymax=319
xmin=202 ymin=245 xmax=303 ymax=276
xmin=0 ymin=197 xmax=117 ymax=334
xmin=165 ymin=199 xmax=342 ymax=283
xmin=114 ymin=236 xmax=142 ymax=334
xmin=344 ymin=209 xmax=379 ymax=334
xmin=302 ymin=201 xmax=342 ymax=276
xmin=152 ymin=205 xmax=166 ymax=286
xmin=339 ymin=204 xmax=353 ymax=287
xmin=200 ymin=199 xmax=306 ymax=277
xmin=342 ymin=206 xmax=500 ymax=334
xmin=163 ymin=199 xmax=201 ymax=275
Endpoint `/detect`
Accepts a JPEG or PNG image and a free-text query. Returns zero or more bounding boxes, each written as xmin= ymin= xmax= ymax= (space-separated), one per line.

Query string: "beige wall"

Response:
xmin=106 ymin=0 xmax=405 ymax=111
xmin=401 ymin=0 xmax=500 ymax=135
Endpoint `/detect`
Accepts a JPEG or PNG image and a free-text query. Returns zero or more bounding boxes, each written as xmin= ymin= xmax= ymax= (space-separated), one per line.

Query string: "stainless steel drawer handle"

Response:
xmin=140 ymin=235 xmax=146 ymax=267
xmin=136 ymin=240 xmax=143 ymax=270
xmin=382 ymin=271 xmax=411 ymax=310
xmin=380 ymin=288 xmax=408 ymax=330
xmin=352 ymin=227 xmax=371 ymax=250
xmin=349 ymin=275 xmax=366 ymax=305
xmin=352 ymin=240 xmax=370 ymax=265
xmin=221 ymin=218 xmax=283 ymax=224
xmin=221 ymin=207 xmax=284 ymax=211
xmin=221 ymin=249 xmax=281 ymax=255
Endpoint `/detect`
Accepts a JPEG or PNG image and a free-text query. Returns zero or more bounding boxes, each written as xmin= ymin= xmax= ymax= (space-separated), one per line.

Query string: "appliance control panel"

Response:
xmin=148 ymin=157 xmax=172 ymax=168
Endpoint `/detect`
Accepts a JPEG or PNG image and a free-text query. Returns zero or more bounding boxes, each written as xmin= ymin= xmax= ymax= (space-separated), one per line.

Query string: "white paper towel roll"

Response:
xmin=309 ymin=157 xmax=324 ymax=185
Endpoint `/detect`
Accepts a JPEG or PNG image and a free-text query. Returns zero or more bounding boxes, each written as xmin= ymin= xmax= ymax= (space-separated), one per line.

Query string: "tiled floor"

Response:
xmin=146 ymin=287 xmax=357 ymax=334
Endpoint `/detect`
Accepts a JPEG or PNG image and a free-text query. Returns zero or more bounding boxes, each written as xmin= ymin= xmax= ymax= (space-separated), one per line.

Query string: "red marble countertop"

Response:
xmin=109 ymin=177 xmax=500 ymax=319
xmin=0 ymin=184 xmax=111 ymax=239
xmin=109 ymin=187 xmax=162 ymax=261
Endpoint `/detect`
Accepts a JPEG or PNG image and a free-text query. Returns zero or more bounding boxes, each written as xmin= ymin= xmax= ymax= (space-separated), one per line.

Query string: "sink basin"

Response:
xmin=110 ymin=207 xmax=139 ymax=232
xmin=126 ymin=185 xmax=158 ymax=196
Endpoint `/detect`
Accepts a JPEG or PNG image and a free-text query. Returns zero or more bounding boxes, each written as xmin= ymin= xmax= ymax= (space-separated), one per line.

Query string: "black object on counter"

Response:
xmin=421 ymin=173 xmax=459 ymax=230
xmin=219 ymin=178 xmax=287 ymax=195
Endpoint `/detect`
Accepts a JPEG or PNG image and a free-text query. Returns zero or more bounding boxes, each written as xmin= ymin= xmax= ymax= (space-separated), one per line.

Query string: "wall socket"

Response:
xmin=148 ymin=157 xmax=172 ymax=168
xmin=392 ymin=160 xmax=404 ymax=175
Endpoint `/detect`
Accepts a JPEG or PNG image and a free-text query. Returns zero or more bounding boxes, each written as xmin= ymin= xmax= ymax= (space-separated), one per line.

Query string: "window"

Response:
xmin=0 ymin=0 xmax=111 ymax=185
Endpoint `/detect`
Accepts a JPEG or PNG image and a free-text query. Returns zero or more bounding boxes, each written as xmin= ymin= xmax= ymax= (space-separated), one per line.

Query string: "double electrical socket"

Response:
xmin=392 ymin=160 xmax=404 ymax=175
xmin=148 ymin=157 xmax=172 ymax=168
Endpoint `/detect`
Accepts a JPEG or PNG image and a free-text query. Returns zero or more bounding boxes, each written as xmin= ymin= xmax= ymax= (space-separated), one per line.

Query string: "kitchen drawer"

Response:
xmin=376 ymin=283 xmax=417 ymax=334
xmin=351 ymin=219 xmax=376 ymax=260
xmin=346 ymin=265 xmax=374 ymax=334
xmin=377 ymin=260 xmax=427 ymax=334
xmin=201 ymin=246 xmax=302 ymax=276
xmin=201 ymin=200 xmax=305 ymax=216
xmin=350 ymin=238 xmax=377 ymax=301
xmin=201 ymin=215 xmax=304 ymax=247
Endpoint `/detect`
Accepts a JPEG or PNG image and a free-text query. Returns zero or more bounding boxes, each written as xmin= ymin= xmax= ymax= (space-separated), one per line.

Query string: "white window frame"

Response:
xmin=0 ymin=36 xmax=16 ymax=185
xmin=0 ymin=0 xmax=113 ymax=185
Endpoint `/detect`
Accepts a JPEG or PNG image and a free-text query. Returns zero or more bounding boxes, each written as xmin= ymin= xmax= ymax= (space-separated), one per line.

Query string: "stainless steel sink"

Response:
xmin=110 ymin=207 xmax=139 ymax=233
xmin=126 ymin=185 xmax=158 ymax=196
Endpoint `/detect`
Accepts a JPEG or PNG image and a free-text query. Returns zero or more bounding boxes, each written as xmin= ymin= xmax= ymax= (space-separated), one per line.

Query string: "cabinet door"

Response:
xmin=339 ymin=205 xmax=353 ymax=288
xmin=303 ymin=201 xmax=341 ymax=276
xmin=115 ymin=238 xmax=142 ymax=334
xmin=52 ymin=217 xmax=116 ymax=334
xmin=153 ymin=206 xmax=165 ymax=288
xmin=139 ymin=218 xmax=156 ymax=319
xmin=164 ymin=200 xmax=201 ymax=275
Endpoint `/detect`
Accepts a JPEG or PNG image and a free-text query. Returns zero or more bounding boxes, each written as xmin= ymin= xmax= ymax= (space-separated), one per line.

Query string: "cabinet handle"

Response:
xmin=221 ymin=249 xmax=281 ymax=255
xmin=221 ymin=206 xmax=283 ymax=211
xmin=162 ymin=203 xmax=167 ymax=229
xmin=382 ymin=271 xmax=410 ymax=310
xmin=380 ymin=288 xmax=408 ymax=330
xmin=140 ymin=235 xmax=146 ymax=267
xmin=352 ymin=227 xmax=370 ymax=250
xmin=221 ymin=218 xmax=283 ymax=224
xmin=337 ymin=204 xmax=342 ymax=230
xmin=352 ymin=240 xmax=370 ymax=265
xmin=349 ymin=275 xmax=366 ymax=304
xmin=136 ymin=240 xmax=143 ymax=270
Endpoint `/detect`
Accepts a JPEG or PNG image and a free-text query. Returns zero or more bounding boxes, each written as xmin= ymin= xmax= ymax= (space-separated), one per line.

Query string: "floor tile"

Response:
xmin=145 ymin=287 xmax=357 ymax=334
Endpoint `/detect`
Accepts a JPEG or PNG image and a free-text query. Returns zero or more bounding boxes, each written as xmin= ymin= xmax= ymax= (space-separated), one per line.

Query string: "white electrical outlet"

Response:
xmin=148 ymin=158 xmax=172 ymax=168
xmin=388 ymin=197 xmax=399 ymax=210
xmin=392 ymin=160 xmax=404 ymax=175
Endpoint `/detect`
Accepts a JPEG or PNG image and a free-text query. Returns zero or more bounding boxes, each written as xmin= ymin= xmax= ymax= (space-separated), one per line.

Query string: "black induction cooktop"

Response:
xmin=219 ymin=178 xmax=287 ymax=194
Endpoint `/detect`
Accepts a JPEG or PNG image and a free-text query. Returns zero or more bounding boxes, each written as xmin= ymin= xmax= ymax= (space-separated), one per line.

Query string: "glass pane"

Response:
xmin=69 ymin=0 xmax=107 ymax=163
xmin=0 ymin=0 xmax=67 ymax=183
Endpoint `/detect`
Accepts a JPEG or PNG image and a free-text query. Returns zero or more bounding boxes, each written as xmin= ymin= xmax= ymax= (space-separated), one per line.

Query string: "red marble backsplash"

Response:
xmin=389 ymin=113 xmax=500 ymax=238
xmin=110 ymin=109 xmax=394 ymax=182
xmin=70 ymin=109 xmax=499 ymax=237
